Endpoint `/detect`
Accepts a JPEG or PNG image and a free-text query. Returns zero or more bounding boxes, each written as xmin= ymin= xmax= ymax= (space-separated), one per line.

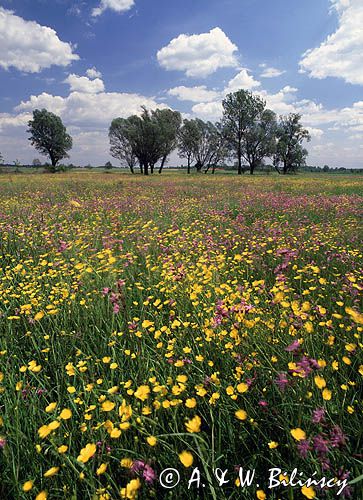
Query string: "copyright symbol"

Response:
xmin=159 ymin=468 xmax=180 ymax=489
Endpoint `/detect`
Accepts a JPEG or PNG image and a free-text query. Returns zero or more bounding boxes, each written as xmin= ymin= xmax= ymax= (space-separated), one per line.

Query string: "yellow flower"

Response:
xmin=22 ymin=481 xmax=33 ymax=492
xmin=235 ymin=409 xmax=247 ymax=421
xmin=120 ymin=458 xmax=133 ymax=468
xmin=146 ymin=436 xmax=157 ymax=446
xmin=301 ymin=485 xmax=315 ymax=498
xmin=185 ymin=398 xmax=197 ymax=409
xmin=34 ymin=311 xmax=44 ymax=321
xmin=268 ymin=441 xmax=279 ymax=449
xmin=48 ymin=420 xmax=60 ymax=430
xmin=102 ymin=401 xmax=116 ymax=412
xmin=96 ymin=463 xmax=108 ymax=476
xmin=35 ymin=491 xmax=48 ymax=500
xmin=290 ymin=428 xmax=306 ymax=441
xmin=179 ymin=451 xmax=194 ymax=467
xmin=256 ymin=490 xmax=266 ymax=500
xmin=322 ymin=388 xmax=332 ymax=401
xmin=314 ymin=376 xmax=326 ymax=389
xmin=134 ymin=385 xmax=150 ymax=401
xmin=77 ymin=443 xmax=96 ymax=463
xmin=110 ymin=428 xmax=122 ymax=438
xmin=44 ymin=467 xmax=59 ymax=477
xmin=38 ymin=425 xmax=52 ymax=439
xmin=45 ymin=402 xmax=57 ymax=413
xmin=120 ymin=478 xmax=141 ymax=499
xmin=59 ymin=408 xmax=72 ymax=420
xmin=237 ymin=383 xmax=248 ymax=393
xmin=185 ymin=415 xmax=201 ymax=433
xmin=57 ymin=445 xmax=68 ymax=453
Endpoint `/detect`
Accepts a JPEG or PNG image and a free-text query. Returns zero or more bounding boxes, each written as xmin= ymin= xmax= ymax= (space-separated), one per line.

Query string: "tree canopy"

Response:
xmin=27 ymin=109 xmax=72 ymax=170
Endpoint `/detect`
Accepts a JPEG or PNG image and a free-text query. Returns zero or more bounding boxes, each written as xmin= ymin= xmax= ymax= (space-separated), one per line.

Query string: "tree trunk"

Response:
xmin=237 ymin=143 xmax=242 ymax=175
xmin=150 ymin=163 xmax=154 ymax=174
xmin=204 ymin=163 xmax=211 ymax=174
xmin=212 ymin=165 xmax=216 ymax=174
xmin=187 ymin=156 xmax=191 ymax=174
xmin=250 ymin=162 xmax=254 ymax=175
xmin=144 ymin=162 xmax=149 ymax=175
xmin=129 ymin=165 xmax=134 ymax=174
xmin=158 ymin=155 xmax=167 ymax=174
xmin=140 ymin=163 xmax=144 ymax=174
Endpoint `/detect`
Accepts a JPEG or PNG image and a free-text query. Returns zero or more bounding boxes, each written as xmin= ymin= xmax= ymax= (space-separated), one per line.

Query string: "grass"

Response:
xmin=0 ymin=172 xmax=362 ymax=500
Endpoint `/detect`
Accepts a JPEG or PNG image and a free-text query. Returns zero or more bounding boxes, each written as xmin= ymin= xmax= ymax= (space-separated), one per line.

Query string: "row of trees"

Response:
xmin=24 ymin=89 xmax=311 ymax=175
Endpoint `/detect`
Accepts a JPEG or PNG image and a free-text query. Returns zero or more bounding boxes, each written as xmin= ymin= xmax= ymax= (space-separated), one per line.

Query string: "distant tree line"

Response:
xmin=1 ymin=88 xmax=355 ymax=175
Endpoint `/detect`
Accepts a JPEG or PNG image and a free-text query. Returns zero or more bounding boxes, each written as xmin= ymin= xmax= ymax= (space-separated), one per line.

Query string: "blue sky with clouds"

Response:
xmin=0 ymin=0 xmax=362 ymax=167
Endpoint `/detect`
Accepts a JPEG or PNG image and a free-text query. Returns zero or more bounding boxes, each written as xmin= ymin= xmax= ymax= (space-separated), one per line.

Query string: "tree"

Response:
xmin=241 ymin=108 xmax=277 ymax=175
xmin=222 ymin=90 xmax=266 ymax=175
xmin=178 ymin=119 xmax=200 ymax=174
xmin=110 ymin=107 xmax=181 ymax=176
xmin=204 ymin=122 xmax=229 ymax=174
xmin=151 ymin=109 xmax=181 ymax=174
xmin=109 ymin=118 xmax=138 ymax=173
xmin=273 ymin=113 xmax=311 ymax=174
xmin=0 ymin=151 xmax=3 ymax=164
xmin=32 ymin=158 xmax=42 ymax=167
xmin=27 ymin=109 xmax=72 ymax=171
xmin=105 ymin=161 xmax=113 ymax=170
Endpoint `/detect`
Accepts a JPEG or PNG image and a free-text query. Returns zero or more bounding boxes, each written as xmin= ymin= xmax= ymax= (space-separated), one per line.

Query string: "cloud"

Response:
xmin=260 ymin=66 xmax=286 ymax=78
xmin=157 ymin=27 xmax=239 ymax=78
xmin=0 ymin=7 xmax=79 ymax=73
xmin=92 ymin=0 xmax=135 ymax=17
xmin=299 ymin=0 xmax=363 ymax=85
xmin=224 ymin=68 xmax=261 ymax=93
xmin=64 ymin=74 xmax=105 ymax=93
xmin=168 ymin=86 xmax=220 ymax=103
xmin=15 ymin=90 xmax=167 ymax=126
xmin=0 ymin=112 xmax=32 ymax=131
xmin=86 ymin=67 xmax=102 ymax=79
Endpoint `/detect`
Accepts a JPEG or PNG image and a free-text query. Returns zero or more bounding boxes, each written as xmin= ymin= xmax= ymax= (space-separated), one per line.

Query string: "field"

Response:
xmin=0 ymin=172 xmax=362 ymax=500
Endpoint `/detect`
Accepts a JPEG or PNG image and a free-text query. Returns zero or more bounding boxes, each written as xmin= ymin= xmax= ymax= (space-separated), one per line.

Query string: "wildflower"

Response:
xmin=268 ymin=441 xmax=279 ymax=449
xmin=35 ymin=492 xmax=47 ymax=500
xmin=301 ymin=485 xmax=315 ymax=499
xmin=235 ymin=409 xmax=247 ymax=421
xmin=22 ymin=481 xmax=33 ymax=492
xmin=59 ymin=408 xmax=72 ymax=420
xmin=330 ymin=425 xmax=347 ymax=448
xmin=134 ymin=385 xmax=150 ymax=401
xmin=185 ymin=415 xmax=201 ymax=433
xmin=274 ymin=372 xmax=289 ymax=391
xmin=297 ymin=439 xmax=311 ymax=458
xmin=120 ymin=478 xmax=141 ymax=499
xmin=146 ymin=436 xmax=157 ymax=446
xmin=101 ymin=401 xmax=115 ymax=412
xmin=312 ymin=408 xmax=325 ymax=424
xmin=256 ymin=490 xmax=266 ymax=500
xmin=43 ymin=467 xmax=59 ymax=477
xmin=77 ymin=443 xmax=96 ymax=463
xmin=322 ymin=388 xmax=332 ymax=401
xmin=179 ymin=451 xmax=194 ymax=467
xmin=291 ymin=428 xmax=306 ymax=441
xmin=96 ymin=463 xmax=108 ymax=475
xmin=314 ymin=376 xmax=326 ymax=389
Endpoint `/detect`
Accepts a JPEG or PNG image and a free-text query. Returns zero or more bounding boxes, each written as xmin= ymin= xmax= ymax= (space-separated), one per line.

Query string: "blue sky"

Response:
xmin=0 ymin=0 xmax=362 ymax=167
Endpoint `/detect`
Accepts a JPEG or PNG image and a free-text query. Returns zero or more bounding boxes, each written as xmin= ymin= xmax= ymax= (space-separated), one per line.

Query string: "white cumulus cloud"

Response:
xmin=168 ymin=86 xmax=220 ymax=103
xmin=0 ymin=7 xmax=79 ymax=73
xmin=224 ymin=68 xmax=261 ymax=93
xmin=92 ymin=0 xmax=135 ymax=17
xmin=299 ymin=0 xmax=363 ymax=85
xmin=86 ymin=67 xmax=102 ymax=79
xmin=64 ymin=74 xmax=105 ymax=93
xmin=157 ymin=27 xmax=239 ymax=78
xmin=260 ymin=66 xmax=286 ymax=78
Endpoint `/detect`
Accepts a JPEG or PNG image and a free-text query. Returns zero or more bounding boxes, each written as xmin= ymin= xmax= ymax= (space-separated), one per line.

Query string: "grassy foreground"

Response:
xmin=0 ymin=173 xmax=362 ymax=500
